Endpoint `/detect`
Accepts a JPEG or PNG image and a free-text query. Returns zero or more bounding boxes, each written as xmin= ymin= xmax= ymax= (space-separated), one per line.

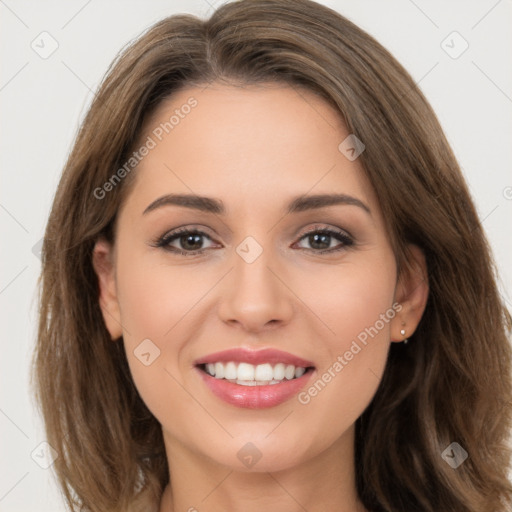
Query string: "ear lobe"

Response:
xmin=391 ymin=244 xmax=429 ymax=342
xmin=92 ymin=237 xmax=123 ymax=340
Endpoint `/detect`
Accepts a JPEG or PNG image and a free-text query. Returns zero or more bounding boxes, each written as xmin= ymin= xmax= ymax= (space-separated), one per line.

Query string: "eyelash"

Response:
xmin=152 ymin=225 xmax=354 ymax=257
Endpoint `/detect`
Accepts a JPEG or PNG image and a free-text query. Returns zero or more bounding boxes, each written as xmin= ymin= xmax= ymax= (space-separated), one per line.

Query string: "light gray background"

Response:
xmin=1 ymin=1 xmax=511 ymax=510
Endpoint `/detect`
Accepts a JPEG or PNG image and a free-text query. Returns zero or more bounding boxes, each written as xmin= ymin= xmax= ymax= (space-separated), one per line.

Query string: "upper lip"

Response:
xmin=194 ymin=347 xmax=315 ymax=368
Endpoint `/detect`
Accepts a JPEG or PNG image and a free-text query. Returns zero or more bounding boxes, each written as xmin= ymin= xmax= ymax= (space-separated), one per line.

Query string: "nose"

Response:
xmin=217 ymin=246 xmax=294 ymax=334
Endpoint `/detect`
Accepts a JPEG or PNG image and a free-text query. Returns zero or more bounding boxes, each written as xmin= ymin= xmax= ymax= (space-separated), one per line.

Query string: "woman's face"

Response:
xmin=94 ymin=82 xmax=425 ymax=472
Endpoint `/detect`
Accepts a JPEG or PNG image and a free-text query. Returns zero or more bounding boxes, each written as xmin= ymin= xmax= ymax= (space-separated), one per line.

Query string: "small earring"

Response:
xmin=400 ymin=327 xmax=408 ymax=344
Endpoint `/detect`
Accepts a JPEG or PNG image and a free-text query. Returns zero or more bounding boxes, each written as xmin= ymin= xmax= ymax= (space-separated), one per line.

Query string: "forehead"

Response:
xmin=121 ymin=82 xmax=378 ymax=218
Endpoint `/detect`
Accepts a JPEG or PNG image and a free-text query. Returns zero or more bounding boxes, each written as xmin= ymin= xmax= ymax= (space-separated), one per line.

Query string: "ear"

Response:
xmin=391 ymin=244 xmax=429 ymax=342
xmin=92 ymin=237 xmax=123 ymax=341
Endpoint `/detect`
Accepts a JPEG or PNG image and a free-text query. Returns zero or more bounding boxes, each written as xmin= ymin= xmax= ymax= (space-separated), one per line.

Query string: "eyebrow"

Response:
xmin=142 ymin=193 xmax=371 ymax=216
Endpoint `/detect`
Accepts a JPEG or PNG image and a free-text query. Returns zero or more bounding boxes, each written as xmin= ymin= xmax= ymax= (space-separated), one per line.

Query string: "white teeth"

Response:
xmin=202 ymin=361 xmax=309 ymax=384
xmin=254 ymin=363 xmax=273 ymax=381
xmin=273 ymin=363 xmax=285 ymax=380
xmin=236 ymin=380 xmax=257 ymax=386
xmin=295 ymin=367 xmax=306 ymax=378
xmin=284 ymin=364 xmax=295 ymax=380
xmin=237 ymin=362 xmax=255 ymax=381
xmin=224 ymin=361 xmax=237 ymax=380
xmin=214 ymin=362 xmax=225 ymax=379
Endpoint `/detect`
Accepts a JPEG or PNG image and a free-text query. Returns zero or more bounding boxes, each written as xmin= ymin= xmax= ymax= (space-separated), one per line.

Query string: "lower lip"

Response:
xmin=196 ymin=367 xmax=315 ymax=409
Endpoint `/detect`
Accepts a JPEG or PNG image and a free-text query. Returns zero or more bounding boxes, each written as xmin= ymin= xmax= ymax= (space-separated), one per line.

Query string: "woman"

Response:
xmin=33 ymin=0 xmax=512 ymax=510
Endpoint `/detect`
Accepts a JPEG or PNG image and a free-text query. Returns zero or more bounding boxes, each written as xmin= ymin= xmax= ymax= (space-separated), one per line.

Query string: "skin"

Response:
xmin=93 ymin=82 xmax=428 ymax=512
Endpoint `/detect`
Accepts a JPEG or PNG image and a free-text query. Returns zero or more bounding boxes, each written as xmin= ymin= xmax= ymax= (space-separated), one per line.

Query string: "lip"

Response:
xmin=195 ymin=366 xmax=315 ymax=409
xmin=194 ymin=347 xmax=315 ymax=367
xmin=194 ymin=347 xmax=316 ymax=409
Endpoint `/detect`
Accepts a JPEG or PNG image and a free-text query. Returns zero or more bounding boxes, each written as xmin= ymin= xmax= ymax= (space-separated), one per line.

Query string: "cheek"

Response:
xmin=114 ymin=247 xmax=215 ymax=417
xmin=302 ymin=255 xmax=397 ymax=349
xmin=294 ymin=255 xmax=397 ymax=422
xmin=116 ymin=249 xmax=212 ymax=344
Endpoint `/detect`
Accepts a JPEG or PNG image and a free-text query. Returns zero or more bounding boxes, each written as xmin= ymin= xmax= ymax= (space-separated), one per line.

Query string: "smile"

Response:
xmin=194 ymin=347 xmax=316 ymax=408
xmin=200 ymin=361 xmax=308 ymax=385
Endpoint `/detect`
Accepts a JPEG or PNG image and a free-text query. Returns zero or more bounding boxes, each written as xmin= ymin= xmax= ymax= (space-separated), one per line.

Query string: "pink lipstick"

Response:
xmin=194 ymin=348 xmax=315 ymax=409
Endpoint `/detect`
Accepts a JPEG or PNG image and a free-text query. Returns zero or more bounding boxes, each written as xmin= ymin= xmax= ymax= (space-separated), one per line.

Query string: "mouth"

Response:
xmin=197 ymin=361 xmax=315 ymax=386
xmin=194 ymin=348 xmax=316 ymax=409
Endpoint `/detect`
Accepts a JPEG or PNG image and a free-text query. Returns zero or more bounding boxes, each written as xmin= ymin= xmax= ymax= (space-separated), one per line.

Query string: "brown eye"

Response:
xmin=156 ymin=229 xmax=216 ymax=256
xmin=295 ymin=228 xmax=353 ymax=253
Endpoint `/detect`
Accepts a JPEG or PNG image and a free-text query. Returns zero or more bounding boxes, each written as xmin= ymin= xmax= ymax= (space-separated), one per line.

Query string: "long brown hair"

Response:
xmin=33 ymin=0 xmax=512 ymax=510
